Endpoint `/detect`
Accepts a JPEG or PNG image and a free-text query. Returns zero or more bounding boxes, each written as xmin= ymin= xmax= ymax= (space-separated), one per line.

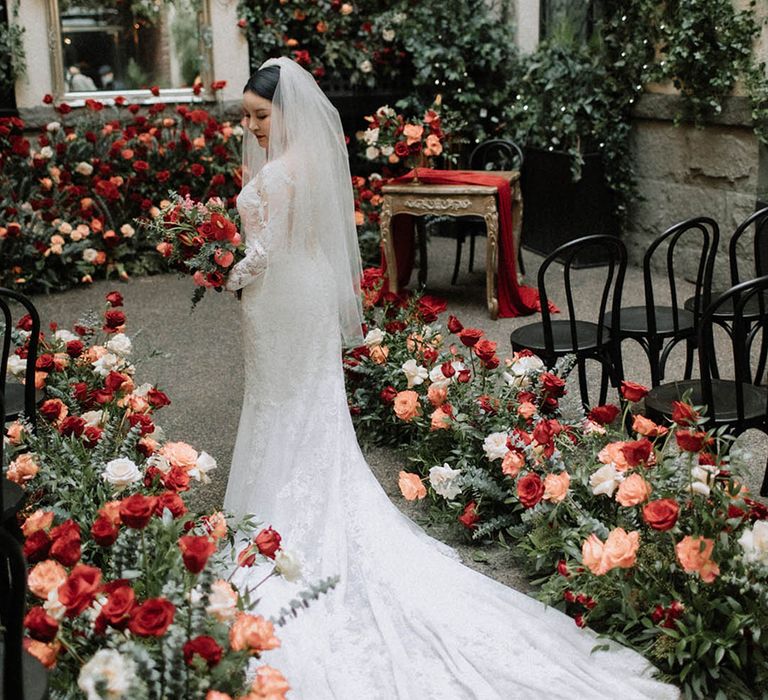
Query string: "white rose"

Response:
xmin=44 ymin=588 xmax=66 ymax=621
xmin=54 ymin=329 xmax=79 ymax=343
xmin=363 ymin=127 xmax=380 ymax=145
xmin=739 ymin=520 xmax=768 ymax=566
xmin=428 ymin=364 xmax=450 ymax=389
xmin=6 ymin=354 xmax=27 ymax=378
xmin=132 ymin=382 xmax=153 ymax=397
xmin=106 ymin=333 xmax=132 ymax=356
xmin=503 ymin=354 xmax=545 ymax=387
xmin=189 ymin=451 xmax=217 ymax=483
xmin=364 ymin=328 xmax=385 ymax=348
xmin=75 ymin=161 xmax=94 ymax=176
xmin=381 ymin=145 xmax=394 ymax=156
xmin=382 ymin=28 xmax=396 ymax=41
xmin=483 ymin=432 xmax=510 ymax=462
xmin=428 ymin=463 xmax=462 ymax=500
xmin=582 ymin=419 xmax=606 ymax=435
xmin=365 ymin=145 xmax=380 ymax=160
xmin=205 ymin=579 xmax=238 ymax=621
xmin=145 ymin=453 xmax=171 ymax=474
xmin=80 ymin=410 xmax=104 ymax=428
xmin=46 ymin=121 xmax=61 ymax=132
xmin=590 ymin=463 xmax=622 ymax=497
xmin=401 ymin=359 xmax=428 ymax=388
xmin=274 ymin=549 xmax=302 ymax=582
xmin=92 ymin=352 xmax=121 ymax=377
xmin=78 ymin=649 xmax=135 ymax=700
xmin=39 ymin=146 xmax=53 ymax=160
xmin=120 ymin=223 xmax=135 ymax=238
xmin=102 ymin=457 xmax=141 ymax=490
xmin=82 ymin=248 xmax=98 ymax=263
xmin=58 ymin=221 xmax=72 ymax=234
xmin=359 ymin=59 xmax=373 ymax=74
xmin=689 ymin=464 xmax=718 ymax=497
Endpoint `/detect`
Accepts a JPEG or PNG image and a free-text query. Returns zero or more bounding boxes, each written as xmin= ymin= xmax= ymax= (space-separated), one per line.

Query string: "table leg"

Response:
xmin=484 ymin=209 xmax=499 ymax=320
xmin=512 ymin=181 xmax=524 ymax=282
xmin=379 ymin=199 xmax=397 ymax=293
xmin=416 ymin=218 xmax=428 ymax=287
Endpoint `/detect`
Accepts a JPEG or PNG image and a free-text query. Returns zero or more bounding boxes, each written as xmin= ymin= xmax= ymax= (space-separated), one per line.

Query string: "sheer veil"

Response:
xmin=241 ymin=57 xmax=364 ymax=347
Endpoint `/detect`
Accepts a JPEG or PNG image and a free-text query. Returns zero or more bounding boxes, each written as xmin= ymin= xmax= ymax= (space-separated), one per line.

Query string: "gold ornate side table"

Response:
xmin=379 ymin=171 xmax=522 ymax=320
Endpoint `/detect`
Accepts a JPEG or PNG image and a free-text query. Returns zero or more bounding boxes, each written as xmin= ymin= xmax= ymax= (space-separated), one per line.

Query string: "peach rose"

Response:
xmin=430 ymin=406 xmax=451 ymax=431
xmin=501 ymin=450 xmax=525 ymax=478
xmin=581 ymin=528 xmax=639 ymax=575
xmin=6 ymin=421 xmax=24 ymax=445
xmin=98 ymin=501 xmax=122 ymax=525
xmin=206 ymin=692 xmax=233 ymax=700
xmin=427 ymin=384 xmax=447 ymax=407
xmin=405 ymin=333 xmax=424 ymax=353
xmin=517 ymin=401 xmax=537 ymax=420
xmin=250 ymin=665 xmax=290 ymax=699
xmin=35 ymin=371 xmax=49 ymax=389
xmin=138 ymin=436 xmax=159 ymax=455
xmin=403 ymin=123 xmax=424 ymax=145
xmin=581 ymin=534 xmax=605 ymax=575
xmin=159 ymin=441 xmax=199 ymax=470
xmin=423 ymin=133 xmax=443 ymax=157
xmin=81 ymin=345 xmax=108 ymax=363
xmin=393 ymin=390 xmax=420 ymax=421
xmin=543 ymin=472 xmax=570 ymax=503
xmin=398 ymin=471 xmax=426 ymax=500
xmin=52 ymin=353 xmax=70 ymax=371
xmin=125 ymin=394 xmax=150 ymax=413
xmin=24 ymin=639 xmax=61 ymax=669
xmin=597 ymin=441 xmax=630 ymax=471
xmin=354 ymin=210 xmax=365 ymax=226
xmin=675 ymin=536 xmax=720 ymax=583
xmin=229 ymin=613 xmax=280 ymax=654
xmin=22 ymin=509 xmax=55 ymax=537
xmin=204 ymin=511 xmax=228 ymax=539
xmin=7 ymin=452 xmax=40 ymax=485
xmin=632 ymin=414 xmax=668 ymax=437
xmin=28 ymin=560 xmax=67 ymax=599
xmin=616 ymin=473 xmax=652 ymax=507
xmin=369 ymin=345 xmax=389 ymax=365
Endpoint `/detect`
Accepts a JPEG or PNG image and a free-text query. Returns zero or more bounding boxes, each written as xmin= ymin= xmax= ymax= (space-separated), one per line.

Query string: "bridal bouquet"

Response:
xmin=144 ymin=193 xmax=244 ymax=306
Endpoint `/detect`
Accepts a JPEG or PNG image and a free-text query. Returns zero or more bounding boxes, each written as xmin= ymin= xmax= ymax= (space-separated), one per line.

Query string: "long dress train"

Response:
xmin=223 ymin=160 xmax=678 ymax=700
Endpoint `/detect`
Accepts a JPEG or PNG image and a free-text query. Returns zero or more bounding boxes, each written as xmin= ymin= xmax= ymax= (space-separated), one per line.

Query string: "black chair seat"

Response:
xmin=683 ymin=292 xmax=768 ymax=320
xmin=511 ymin=320 xmax=612 ymax=355
xmin=3 ymin=381 xmax=42 ymax=422
xmin=0 ymin=645 xmax=50 ymax=700
xmin=606 ymin=306 xmax=695 ymax=337
xmin=2 ymin=480 xmax=24 ymax=524
xmin=646 ymin=379 xmax=768 ymax=426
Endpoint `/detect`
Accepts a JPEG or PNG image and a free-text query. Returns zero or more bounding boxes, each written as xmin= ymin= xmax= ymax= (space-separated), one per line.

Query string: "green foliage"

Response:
xmin=0 ymin=0 xmax=25 ymax=92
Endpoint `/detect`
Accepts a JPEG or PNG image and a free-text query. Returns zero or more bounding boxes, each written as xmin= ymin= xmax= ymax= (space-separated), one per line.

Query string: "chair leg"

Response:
xmin=761 ymin=453 xmax=768 ymax=497
xmin=598 ymin=361 xmax=609 ymax=406
xmin=517 ymin=241 xmax=525 ymax=277
xmin=452 ymin=235 xmax=464 ymax=286
xmin=576 ymin=356 xmax=590 ymax=410
xmin=648 ymin=338 xmax=662 ymax=387
xmin=682 ymin=338 xmax=696 ymax=381
xmin=468 ymin=233 xmax=476 ymax=273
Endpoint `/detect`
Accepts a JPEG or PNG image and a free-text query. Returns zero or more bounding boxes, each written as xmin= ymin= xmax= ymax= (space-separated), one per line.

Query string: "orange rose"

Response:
xmin=501 ymin=450 xmax=524 ymax=478
xmin=27 ymin=560 xmax=67 ymax=599
xmin=597 ymin=441 xmax=630 ymax=471
xmin=34 ymin=371 xmax=48 ymax=389
xmin=204 ymin=511 xmax=228 ymax=539
xmin=581 ymin=534 xmax=605 ymax=575
xmin=6 ymin=421 xmax=23 ymax=445
xmin=23 ymin=639 xmax=61 ymax=668
xmin=427 ymin=384 xmax=447 ymax=407
xmin=250 ymin=665 xmax=290 ymax=699
xmin=615 ymin=473 xmax=652 ymax=507
xmin=429 ymin=406 xmax=451 ymax=431
xmin=98 ymin=500 xmax=122 ymax=525
xmin=7 ymin=452 xmax=40 ymax=485
xmin=517 ymin=401 xmax=536 ymax=420
xmin=229 ymin=613 xmax=280 ymax=654
xmin=354 ymin=210 xmax=365 ymax=226
xmin=52 ymin=353 xmax=70 ymax=371
xmin=632 ymin=414 xmax=668 ymax=437
xmin=403 ymin=123 xmax=424 ymax=145
xmin=369 ymin=345 xmax=389 ymax=365
xmin=393 ymin=390 xmax=420 ymax=421
xmin=159 ymin=441 xmax=199 ymax=470
xmin=398 ymin=471 xmax=426 ymax=500
xmin=543 ymin=472 xmax=570 ymax=503
xmin=423 ymin=133 xmax=443 ymax=157
xmin=22 ymin=509 xmax=55 ymax=537
xmin=581 ymin=528 xmax=639 ymax=575
xmin=675 ymin=536 xmax=720 ymax=583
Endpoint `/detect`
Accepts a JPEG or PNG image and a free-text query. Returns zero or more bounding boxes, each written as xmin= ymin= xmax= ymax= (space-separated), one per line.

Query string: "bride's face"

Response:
xmin=242 ymin=91 xmax=272 ymax=150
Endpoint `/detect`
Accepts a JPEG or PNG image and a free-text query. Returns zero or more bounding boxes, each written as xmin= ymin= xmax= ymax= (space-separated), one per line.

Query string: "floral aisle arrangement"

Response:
xmin=0 ymin=91 xmax=242 ymax=294
xmin=351 ymin=174 xmax=384 ymax=266
xmin=4 ymin=292 xmax=336 ymax=699
xmin=345 ymin=271 xmax=768 ymax=698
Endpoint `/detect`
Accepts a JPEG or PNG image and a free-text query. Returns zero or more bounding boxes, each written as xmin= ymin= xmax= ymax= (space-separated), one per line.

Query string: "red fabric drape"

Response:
xmin=381 ymin=169 xmax=549 ymax=317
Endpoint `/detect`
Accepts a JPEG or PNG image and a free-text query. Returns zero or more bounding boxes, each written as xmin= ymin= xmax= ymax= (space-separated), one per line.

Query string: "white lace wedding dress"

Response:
xmin=223 ymin=159 xmax=678 ymax=700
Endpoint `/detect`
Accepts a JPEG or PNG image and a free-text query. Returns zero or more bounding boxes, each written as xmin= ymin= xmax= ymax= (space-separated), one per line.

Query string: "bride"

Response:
xmin=223 ymin=56 xmax=677 ymax=700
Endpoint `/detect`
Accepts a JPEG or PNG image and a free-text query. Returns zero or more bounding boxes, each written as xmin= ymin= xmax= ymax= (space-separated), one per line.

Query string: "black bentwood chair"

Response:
xmin=606 ymin=217 xmax=719 ymax=387
xmin=645 ymin=275 xmax=768 ymax=496
xmin=510 ymin=235 xmax=627 ymax=409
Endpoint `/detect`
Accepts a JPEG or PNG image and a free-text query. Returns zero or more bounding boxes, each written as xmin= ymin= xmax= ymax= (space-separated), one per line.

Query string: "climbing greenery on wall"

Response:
xmin=0 ymin=0 xmax=25 ymax=94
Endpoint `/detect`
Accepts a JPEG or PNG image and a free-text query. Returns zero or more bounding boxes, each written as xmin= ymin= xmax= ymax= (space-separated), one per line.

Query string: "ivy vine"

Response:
xmin=0 ymin=0 xmax=25 ymax=94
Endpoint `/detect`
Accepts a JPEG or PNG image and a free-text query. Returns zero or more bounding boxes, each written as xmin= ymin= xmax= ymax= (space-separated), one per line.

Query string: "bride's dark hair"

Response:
xmin=243 ymin=65 xmax=281 ymax=101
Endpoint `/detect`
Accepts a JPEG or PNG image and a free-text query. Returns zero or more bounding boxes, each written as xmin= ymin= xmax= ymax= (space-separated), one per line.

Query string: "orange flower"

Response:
xmin=22 ymin=509 xmax=55 ymax=537
xmin=229 ymin=613 xmax=280 ymax=654
xmin=429 ymin=406 xmax=451 ymax=431
xmin=427 ymin=384 xmax=447 ymax=407
xmin=581 ymin=534 xmax=605 ymax=575
xmin=615 ymin=473 xmax=652 ymax=507
xmin=393 ymin=390 xmax=420 ymax=421
xmin=250 ymin=665 xmax=290 ymax=699
xmin=501 ymin=450 xmax=524 ymax=478
xmin=34 ymin=371 xmax=49 ymax=389
xmin=206 ymin=692 xmax=233 ymax=700
xmin=98 ymin=500 xmax=122 ymax=525
xmin=632 ymin=414 xmax=668 ymax=437
xmin=398 ymin=471 xmax=426 ymax=500
xmin=543 ymin=472 xmax=570 ymax=503
xmin=369 ymin=345 xmax=389 ymax=365
xmin=24 ymin=639 xmax=60 ymax=668
xmin=581 ymin=528 xmax=639 ymax=575
xmin=517 ymin=401 xmax=536 ymax=420
xmin=27 ymin=560 xmax=67 ymax=599
xmin=7 ymin=452 xmax=40 ymax=485
xmin=159 ymin=441 xmax=199 ymax=470
xmin=403 ymin=124 xmax=424 ymax=145
xmin=354 ymin=210 xmax=365 ymax=226
xmin=675 ymin=536 xmax=720 ymax=583
xmin=423 ymin=133 xmax=443 ymax=156
xmin=597 ymin=441 xmax=630 ymax=471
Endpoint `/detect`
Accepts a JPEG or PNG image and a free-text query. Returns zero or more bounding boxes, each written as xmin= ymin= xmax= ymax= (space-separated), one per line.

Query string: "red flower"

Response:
xmin=36 ymin=354 xmax=55 ymax=371
xmin=458 ymin=501 xmax=479 ymax=530
xmin=83 ymin=426 xmax=103 ymax=448
xmin=540 ymin=372 xmax=566 ymax=398
xmin=447 ymin=315 xmax=463 ymax=334
xmin=155 ymin=491 xmax=187 ymax=518
xmin=237 ymin=17 xmax=247 ymax=28
xmin=621 ymin=439 xmax=653 ymax=467
xmin=210 ymin=80 xmax=227 ymax=91
xmin=379 ymin=386 xmax=397 ymax=404
xmin=563 ymin=589 xmax=576 ymax=603
xmin=59 ymin=564 xmax=102 ymax=617
xmin=66 ymin=340 xmax=84 ymax=358
xmin=254 ymin=527 xmax=282 ymax=559
xmin=574 ymin=614 xmax=587 ymax=628
xmin=458 ymin=328 xmax=483 ymax=347
xmin=24 ymin=607 xmax=59 ymax=642
xmin=620 ymin=381 xmax=649 ymax=403
xmin=59 ymin=415 xmax=86 ymax=438
xmin=457 ymin=369 xmax=471 ymax=383
xmin=190 ymin=163 xmax=205 ymax=177
xmin=417 ymin=295 xmax=447 ymax=323
xmin=105 ymin=291 xmax=123 ymax=307
xmin=49 ymin=520 xmax=82 ymax=567
xmin=440 ymin=361 xmax=456 ymax=378
xmin=129 ymin=597 xmax=175 ymax=637
xmin=23 ymin=529 xmax=51 ymax=563
xmin=39 ymin=398 xmax=67 ymax=423
xmin=183 ymin=635 xmax=223 ymax=668
xmin=587 ymin=404 xmax=620 ymax=425
xmin=642 ymin=499 xmax=680 ymax=531
xmin=474 ymin=339 xmax=497 ymax=363
xmin=128 ymin=413 xmax=155 ymax=436
xmin=42 ymin=94 xmax=53 ymax=104
xmin=517 ymin=473 xmax=545 ymax=508
xmin=132 ymin=160 xmax=149 ymax=173
xmin=97 ymin=582 xmax=135 ymax=630
xmin=105 ymin=371 xmax=129 ymax=393
xmin=91 ymin=516 xmax=120 ymax=546
xmin=16 ymin=314 xmax=34 ymax=331
xmin=163 ymin=465 xmax=190 ymax=492
xmin=210 ymin=212 xmax=238 ymax=243
xmin=119 ymin=494 xmax=157 ymax=529
xmin=557 ymin=559 xmax=570 ymax=577
xmin=103 ymin=310 xmax=126 ymax=332
xmin=671 ymin=401 xmax=698 ymax=426
xmin=150 ymin=85 xmax=160 ymax=96
xmin=178 ymin=535 xmax=217 ymax=574
xmin=675 ymin=430 xmax=708 ymax=453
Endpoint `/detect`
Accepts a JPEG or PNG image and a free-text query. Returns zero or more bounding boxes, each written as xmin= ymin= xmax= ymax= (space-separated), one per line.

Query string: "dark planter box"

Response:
xmin=520 ymin=146 xmax=619 ymax=267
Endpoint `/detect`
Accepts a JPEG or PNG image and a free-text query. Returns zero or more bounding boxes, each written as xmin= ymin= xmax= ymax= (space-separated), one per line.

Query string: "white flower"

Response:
xmin=132 ymin=382 xmax=153 ymax=397
xmin=106 ymin=333 xmax=132 ymax=356
xmin=382 ymin=28 xmax=396 ymax=41
xmin=503 ymin=354 xmax=545 ymax=387
xmin=582 ymin=419 xmax=606 ymax=435
xmin=381 ymin=145 xmax=394 ymax=156
xmin=392 ymin=12 xmax=406 ymax=24
xmin=39 ymin=146 xmax=53 ymax=160
xmin=102 ymin=457 xmax=141 ymax=490
xmin=6 ymin=354 xmax=27 ymax=378
xmin=483 ymin=432 xmax=510 ymax=461
xmin=401 ymin=359 xmax=428 ymax=388
xmin=92 ymin=352 xmax=121 ymax=377
xmin=364 ymin=328 xmax=385 ymax=348
xmin=739 ymin=521 xmax=768 ymax=566
xmin=363 ymin=127 xmax=380 ymax=145
xmin=690 ymin=464 xmax=719 ymax=497
xmin=146 ymin=453 xmax=171 ymax=474
xmin=429 ymin=463 xmax=463 ymax=500
xmin=78 ymin=649 xmax=135 ymax=700
xmin=359 ymin=59 xmax=373 ymax=74
xmin=75 ymin=161 xmax=94 ymax=176
xmin=189 ymin=451 xmax=217 ymax=483
xmin=44 ymin=588 xmax=66 ymax=621
xmin=54 ymin=329 xmax=79 ymax=343
xmin=590 ymin=463 xmax=622 ymax=497
xmin=82 ymin=247 xmax=99 ymax=263
xmin=428 ymin=361 xmax=465 ymax=390
xmin=365 ymin=145 xmax=380 ymax=160
xmin=120 ymin=223 xmax=135 ymax=238
xmin=274 ymin=550 xmax=302 ymax=582
xmin=81 ymin=410 xmax=104 ymax=428
xmin=206 ymin=579 xmax=238 ymax=621
xmin=46 ymin=121 xmax=61 ymax=133
xmin=232 ymin=124 xmax=244 ymax=137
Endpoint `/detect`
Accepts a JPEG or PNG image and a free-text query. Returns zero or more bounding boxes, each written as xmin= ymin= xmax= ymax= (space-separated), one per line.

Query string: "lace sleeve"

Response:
xmin=225 ymin=163 xmax=294 ymax=292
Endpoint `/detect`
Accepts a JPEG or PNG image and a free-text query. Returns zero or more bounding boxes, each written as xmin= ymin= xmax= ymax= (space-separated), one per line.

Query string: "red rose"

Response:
xmin=92 ymin=389 xmax=114 ymax=405
xmin=91 ymin=516 xmax=120 ymax=546
xmin=671 ymin=401 xmax=698 ymax=426
xmin=190 ymin=163 xmax=205 ymax=177
xmin=183 ymin=635 xmax=223 ymax=668
xmin=100 ymin=583 xmax=135 ymax=629
xmin=72 ymin=381 xmax=90 ymax=404
xmin=484 ymin=355 xmax=500 ymax=370
xmin=43 ymin=94 xmax=53 ymax=104
xmin=557 ymin=559 xmax=570 ymax=577
xmin=105 ymin=291 xmax=123 ymax=307
xmin=155 ymin=491 xmax=187 ymax=519
xmin=16 ymin=314 xmax=34 ymax=331
xmin=66 ymin=340 xmax=84 ymax=358
xmin=60 ymin=415 xmax=86 ymax=437
xmin=237 ymin=545 xmax=257 ymax=567
xmin=254 ymin=527 xmax=282 ymax=559
xmin=147 ymin=388 xmax=171 ymax=408
xmin=128 ymin=413 xmax=155 ymax=436
xmin=178 ymin=535 xmax=217 ymax=574
xmin=24 ymin=607 xmax=59 ymax=642
xmin=104 ymin=371 xmax=129 ymax=393
xmin=36 ymin=354 xmax=55 ymax=371
xmin=394 ymin=141 xmax=409 ymax=157
xmin=163 ymin=465 xmax=190 ymax=492
xmin=458 ymin=501 xmax=479 ymax=530
xmin=441 ymin=361 xmax=456 ymax=378
xmin=642 ymin=499 xmax=680 ymax=531
xmin=119 ymin=494 xmax=157 ymax=529
xmin=540 ymin=372 xmax=566 ymax=398
xmin=447 ymin=315 xmax=463 ymax=334
xmin=129 ymin=597 xmax=175 ymax=637
xmin=59 ymin=564 xmax=102 ymax=617
xmin=458 ymin=328 xmax=483 ymax=347
xmin=621 ymin=438 xmax=653 ymax=467
xmin=23 ymin=529 xmax=51 ymax=563
xmin=150 ymin=85 xmax=160 ymax=96
xmin=474 ymin=339 xmax=497 ymax=363
xmin=457 ymin=369 xmax=471 ymax=383
xmin=417 ymin=295 xmax=447 ymax=323
xmin=83 ymin=426 xmax=102 ymax=448
xmin=620 ymin=381 xmax=649 ymax=403
xmin=517 ymin=473 xmax=545 ymax=508
xmin=49 ymin=520 xmax=82 ymax=567
xmin=103 ymin=310 xmax=126 ymax=333
xmin=40 ymin=398 xmax=66 ymax=423
xmin=587 ymin=404 xmax=620 ymax=425
xmin=210 ymin=80 xmax=227 ymax=91
xmin=380 ymin=386 xmax=397 ymax=404
xmin=675 ymin=430 xmax=708 ymax=453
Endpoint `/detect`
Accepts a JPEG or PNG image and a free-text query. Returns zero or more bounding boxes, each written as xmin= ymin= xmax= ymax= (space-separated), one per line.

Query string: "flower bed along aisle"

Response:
xmin=344 ymin=270 xmax=768 ymax=699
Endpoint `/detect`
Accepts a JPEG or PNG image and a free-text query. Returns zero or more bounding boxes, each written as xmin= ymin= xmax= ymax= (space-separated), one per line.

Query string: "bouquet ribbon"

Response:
xmin=383 ymin=169 xmax=553 ymax=317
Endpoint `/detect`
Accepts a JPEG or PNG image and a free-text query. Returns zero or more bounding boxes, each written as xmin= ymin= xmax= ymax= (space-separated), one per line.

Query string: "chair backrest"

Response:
xmin=728 ymin=205 xmax=768 ymax=286
xmin=0 ymin=288 xmax=40 ymax=428
xmin=469 ymin=139 xmax=524 ymax=172
xmin=698 ymin=274 xmax=768 ymax=428
xmin=537 ymin=234 xmax=627 ymax=354
xmin=641 ymin=217 xmax=719 ymax=336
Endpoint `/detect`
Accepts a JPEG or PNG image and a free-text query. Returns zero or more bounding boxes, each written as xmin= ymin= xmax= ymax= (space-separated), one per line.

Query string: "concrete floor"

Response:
xmin=22 ymin=235 xmax=767 ymax=590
